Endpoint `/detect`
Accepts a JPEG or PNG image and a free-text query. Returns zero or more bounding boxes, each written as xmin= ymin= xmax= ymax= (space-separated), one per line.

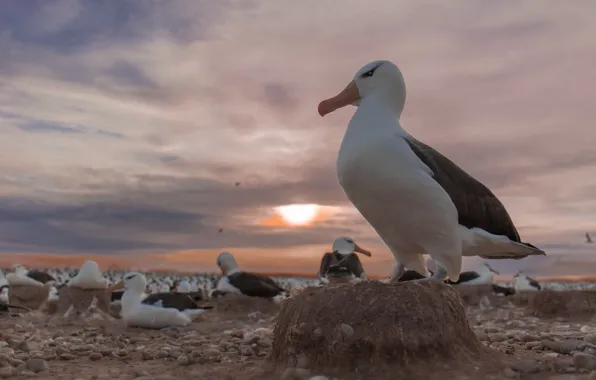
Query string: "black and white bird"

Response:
xmin=513 ymin=271 xmax=541 ymax=291
xmin=317 ymin=59 xmax=546 ymax=283
xmin=212 ymin=252 xmax=285 ymax=299
xmin=317 ymin=237 xmax=372 ymax=284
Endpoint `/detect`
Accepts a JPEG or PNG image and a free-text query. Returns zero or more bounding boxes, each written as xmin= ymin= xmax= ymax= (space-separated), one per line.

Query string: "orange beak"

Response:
xmin=353 ymin=243 xmax=372 ymax=257
xmin=107 ymin=281 xmax=124 ymax=292
xmin=318 ymin=80 xmax=360 ymax=117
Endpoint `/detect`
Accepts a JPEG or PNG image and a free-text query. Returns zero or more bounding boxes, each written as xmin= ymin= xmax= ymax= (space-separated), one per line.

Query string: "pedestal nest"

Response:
xmin=8 ymin=285 xmax=51 ymax=310
xmin=210 ymin=293 xmax=280 ymax=317
xmin=55 ymin=286 xmax=111 ymax=316
xmin=270 ymin=281 xmax=489 ymax=377
xmin=526 ymin=290 xmax=596 ymax=318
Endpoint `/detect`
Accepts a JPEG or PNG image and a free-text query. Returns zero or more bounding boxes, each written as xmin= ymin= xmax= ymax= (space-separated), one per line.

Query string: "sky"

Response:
xmin=0 ymin=0 xmax=595 ymax=278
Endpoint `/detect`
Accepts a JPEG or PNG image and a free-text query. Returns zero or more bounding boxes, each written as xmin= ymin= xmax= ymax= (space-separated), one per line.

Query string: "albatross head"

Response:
xmin=10 ymin=264 xmax=27 ymax=275
xmin=332 ymin=237 xmax=372 ymax=257
xmin=107 ymin=272 xmax=147 ymax=294
xmin=216 ymin=252 xmax=240 ymax=275
xmin=318 ymin=60 xmax=406 ymax=117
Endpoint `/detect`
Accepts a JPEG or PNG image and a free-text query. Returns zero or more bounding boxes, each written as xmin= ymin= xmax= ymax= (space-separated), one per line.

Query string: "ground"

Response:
xmin=1 ymin=291 xmax=596 ymax=380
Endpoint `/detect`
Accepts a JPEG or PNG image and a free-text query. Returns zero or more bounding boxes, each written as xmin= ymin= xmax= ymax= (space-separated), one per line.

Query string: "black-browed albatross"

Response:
xmin=317 ymin=59 xmax=545 ymax=282
xmin=212 ymin=252 xmax=285 ymax=299
xmin=317 ymin=237 xmax=371 ymax=283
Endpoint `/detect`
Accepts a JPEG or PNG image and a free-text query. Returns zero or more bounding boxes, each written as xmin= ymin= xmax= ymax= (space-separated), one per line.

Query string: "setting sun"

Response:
xmin=275 ymin=204 xmax=320 ymax=226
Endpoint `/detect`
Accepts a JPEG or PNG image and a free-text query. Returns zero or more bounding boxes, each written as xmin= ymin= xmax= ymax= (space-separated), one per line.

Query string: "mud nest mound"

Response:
xmin=55 ymin=287 xmax=111 ymax=316
xmin=270 ymin=281 xmax=488 ymax=377
xmin=210 ymin=293 xmax=279 ymax=317
xmin=526 ymin=290 xmax=596 ymax=318
xmin=8 ymin=285 xmax=51 ymax=310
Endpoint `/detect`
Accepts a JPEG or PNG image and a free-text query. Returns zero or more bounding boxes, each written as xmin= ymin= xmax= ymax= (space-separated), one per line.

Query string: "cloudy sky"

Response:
xmin=0 ymin=0 xmax=595 ymax=278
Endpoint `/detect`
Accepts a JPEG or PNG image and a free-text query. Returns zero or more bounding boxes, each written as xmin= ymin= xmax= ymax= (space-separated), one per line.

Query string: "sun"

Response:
xmin=275 ymin=204 xmax=320 ymax=226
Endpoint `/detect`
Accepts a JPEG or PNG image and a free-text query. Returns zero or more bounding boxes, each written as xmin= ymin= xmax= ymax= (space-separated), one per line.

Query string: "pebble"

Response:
xmin=573 ymin=353 xmax=596 ymax=370
xmin=510 ymin=359 xmax=543 ymax=373
xmin=89 ymin=352 xmax=103 ymax=361
xmin=25 ymin=358 xmax=49 ymax=373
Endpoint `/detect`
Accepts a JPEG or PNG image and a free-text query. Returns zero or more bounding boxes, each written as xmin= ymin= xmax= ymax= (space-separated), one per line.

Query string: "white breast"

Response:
xmin=216 ymin=276 xmax=242 ymax=294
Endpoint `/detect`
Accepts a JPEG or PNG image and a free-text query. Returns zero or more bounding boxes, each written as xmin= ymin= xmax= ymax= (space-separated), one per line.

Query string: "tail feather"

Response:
xmin=478 ymin=241 xmax=545 ymax=260
xmin=461 ymin=227 xmax=546 ymax=259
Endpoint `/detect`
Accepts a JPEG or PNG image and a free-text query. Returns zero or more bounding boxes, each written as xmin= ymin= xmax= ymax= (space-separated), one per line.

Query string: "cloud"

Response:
xmin=0 ymin=0 xmax=595 ymax=276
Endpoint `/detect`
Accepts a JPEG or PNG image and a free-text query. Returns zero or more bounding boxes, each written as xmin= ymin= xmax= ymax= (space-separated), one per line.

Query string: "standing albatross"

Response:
xmin=318 ymin=60 xmax=545 ymax=282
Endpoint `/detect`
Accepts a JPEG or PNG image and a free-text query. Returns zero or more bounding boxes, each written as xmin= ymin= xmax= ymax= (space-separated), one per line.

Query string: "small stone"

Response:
xmin=89 ymin=353 xmax=103 ymax=361
xmin=26 ymin=358 xmax=49 ymax=373
xmin=59 ymin=353 xmax=76 ymax=360
xmin=177 ymin=355 xmax=190 ymax=366
xmin=573 ymin=353 xmax=596 ymax=370
xmin=490 ymin=333 xmax=508 ymax=343
xmin=502 ymin=367 xmax=518 ymax=379
xmin=586 ymin=335 xmax=596 ymax=345
xmin=141 ymin=351 xmax=154 ymax=360
xmin=338 ymin=324 xmax=354 ymax=339
xmin=0 ymin=367 xmax=14 ymax=378
xmin=510 ymin=359 xmax=542 ymax=373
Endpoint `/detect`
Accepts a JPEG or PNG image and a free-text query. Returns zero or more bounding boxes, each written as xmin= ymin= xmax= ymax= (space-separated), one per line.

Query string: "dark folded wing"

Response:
xmin=446 ymin=271 xmax=480 ymax=285
xmin=335 ymin=254 xmax=365 ymax=278
xmin=27 ymin=271 xmax=56 ymax=284
xmin=398 ymin=270 xmax=427 ymax=281
xmin=227 ymin=272 xmax=283 ymax=298
xmin=404 ymin=136 xmax=521 ymax=242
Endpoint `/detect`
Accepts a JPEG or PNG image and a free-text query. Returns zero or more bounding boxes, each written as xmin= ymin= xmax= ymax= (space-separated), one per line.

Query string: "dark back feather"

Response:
xmin=26 ymin=271 xmax=55 ymax=284
xmin=446 ymin=271 xmax=481 ymax=285
xmin=141 ymin=292 xmax=205 ymax=311
xmin=404 ymin=136 xmax=521 ymax=243
xmin=227 ymin=272 xmax=284 ymax=298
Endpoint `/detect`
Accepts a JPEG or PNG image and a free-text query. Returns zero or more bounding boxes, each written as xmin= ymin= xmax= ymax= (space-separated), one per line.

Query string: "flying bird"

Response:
xmin=218 ymin=228 xmax=224 ymax=233
xmin=586 ymin=232 xmax=593 ymax=244
xmin=235 ymin=182 xmax=241 ymax=187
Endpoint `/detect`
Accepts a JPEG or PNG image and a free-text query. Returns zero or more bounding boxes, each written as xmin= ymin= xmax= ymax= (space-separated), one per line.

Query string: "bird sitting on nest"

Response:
xmin=5 ymin=264 xmax=54 ymax=310
xmin=317 ymin=59 xmax=546 ymax=283
xmin=57 ymin=260 xmax=112 ymax=317
xmin=108 ymin=272 xmax=211 ymax=329
xmin=513 ymin=271 xmax=541 ymax=291
xmin=212 ymin=252 xmax=286 ymax=300
xmin=317 ymin=237 xmax=372 ymax=284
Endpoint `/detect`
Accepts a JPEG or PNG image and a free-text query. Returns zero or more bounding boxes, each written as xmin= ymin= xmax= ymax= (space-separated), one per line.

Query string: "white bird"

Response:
xmin=317 ymin=237 xmax=372 ymax=284
xmin=318 ymin=60 xmax=545 ymax=282
xmin=68 ymin=260 xmax=108 ymax=289
xmin=176 ymin=280 xmax=192 ymax=293
xmin=107 ymin=272 xmax=208 ymax=329
xmin=513 ymin=271 xmax=541 ymax=291
xmin=6 ymin=264 xmax=46 ymax=287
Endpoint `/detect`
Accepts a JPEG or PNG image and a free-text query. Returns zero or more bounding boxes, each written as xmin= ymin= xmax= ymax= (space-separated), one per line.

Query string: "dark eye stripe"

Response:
xmin=359 ymin=63 xmax=383 ymax=78
xmin=124 ymin=274 xmax=136 ymax=280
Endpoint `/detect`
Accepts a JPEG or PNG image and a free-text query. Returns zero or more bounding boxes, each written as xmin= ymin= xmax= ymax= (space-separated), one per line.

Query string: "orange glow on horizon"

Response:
xmin=259 ymin=204 xmax=330 ymax=227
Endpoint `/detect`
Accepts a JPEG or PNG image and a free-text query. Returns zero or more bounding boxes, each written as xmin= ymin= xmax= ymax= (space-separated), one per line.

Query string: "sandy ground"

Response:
xmin=1 ymin=292 xmax=596 ymax=380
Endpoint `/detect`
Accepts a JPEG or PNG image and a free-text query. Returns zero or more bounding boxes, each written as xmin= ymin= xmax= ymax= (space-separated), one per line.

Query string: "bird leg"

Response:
xmin=388 ymin=263 xmax=405 ymax=283
xmin=417 ymin=266 xmax=447 ymax=282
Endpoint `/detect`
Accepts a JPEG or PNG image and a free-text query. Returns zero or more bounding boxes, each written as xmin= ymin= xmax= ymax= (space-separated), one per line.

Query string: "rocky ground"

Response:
xmin=0 ymin=294 xmax=595 ymax=380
